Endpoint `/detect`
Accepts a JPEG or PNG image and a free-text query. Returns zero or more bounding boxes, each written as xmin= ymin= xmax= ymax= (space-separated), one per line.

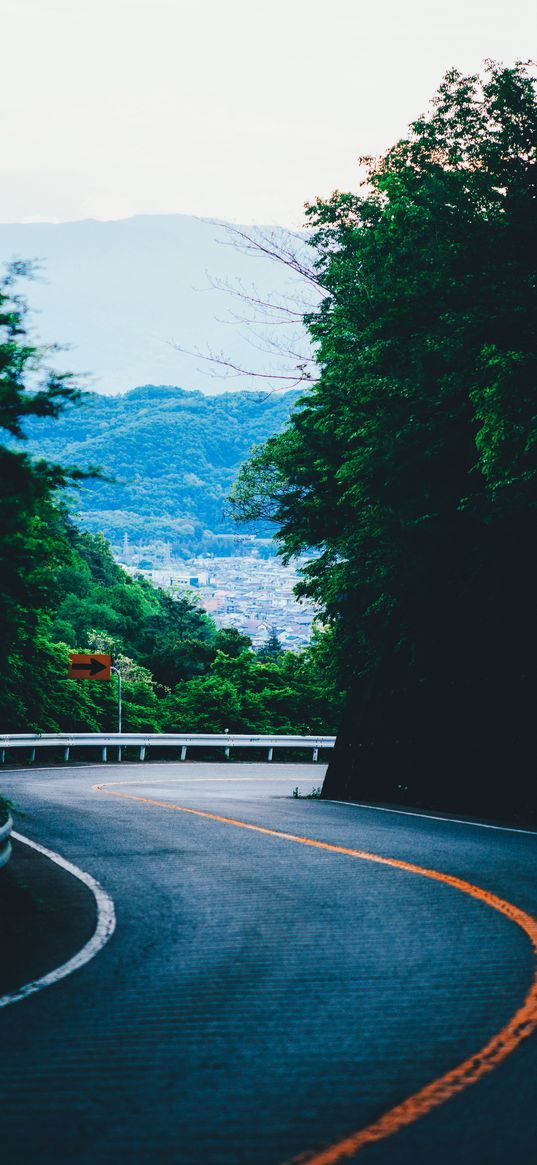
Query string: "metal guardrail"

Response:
xmin=0 ymin=732 xmax=336 ymax=764
xmin=0 ymin=814 xmax=13 ymax=869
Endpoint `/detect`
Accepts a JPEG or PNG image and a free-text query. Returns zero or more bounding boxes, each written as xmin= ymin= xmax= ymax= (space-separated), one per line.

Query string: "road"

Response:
xmin=1 ymin=761 xmax=537 ymax=1165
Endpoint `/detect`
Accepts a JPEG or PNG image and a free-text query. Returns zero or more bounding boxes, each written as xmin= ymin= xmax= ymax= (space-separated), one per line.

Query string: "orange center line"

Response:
xmin=94 ymin=782 xmax=537 ymax=1164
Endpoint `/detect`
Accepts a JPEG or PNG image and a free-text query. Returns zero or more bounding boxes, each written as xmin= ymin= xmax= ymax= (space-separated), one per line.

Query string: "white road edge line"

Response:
xmin=0 ymin=831 xmax=116 ymax=1010
xmin=323 ymin=798 xmax=537 ymax=837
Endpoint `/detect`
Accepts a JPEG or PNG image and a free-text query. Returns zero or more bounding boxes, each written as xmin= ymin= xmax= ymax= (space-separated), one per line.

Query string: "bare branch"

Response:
xmin=167 ymin=217 xmax=322 ymax=394
xmin=205 ymin=273 xmax=308 ymax=322
xmin=169 ymin=340 xmax=317 ymax=387
xmin=203 ymin=218 xmax=326 ymax=292
xmin=238 ymin=327 xmax=317 ymax=367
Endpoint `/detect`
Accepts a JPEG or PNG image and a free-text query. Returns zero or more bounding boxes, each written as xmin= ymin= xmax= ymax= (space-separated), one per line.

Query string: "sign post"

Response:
xmin=111 ymin=666 xmax=122 ymax=760
xmin=67 ymin=654 xmax=122 ymax=758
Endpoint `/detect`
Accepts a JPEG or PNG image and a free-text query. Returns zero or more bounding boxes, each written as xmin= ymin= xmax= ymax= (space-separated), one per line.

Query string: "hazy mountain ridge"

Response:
xmin=20 ymin=384 xmax=300 ymax=554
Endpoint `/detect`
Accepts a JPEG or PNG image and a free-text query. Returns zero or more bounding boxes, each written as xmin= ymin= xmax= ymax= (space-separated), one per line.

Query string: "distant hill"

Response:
xmin=20 ymin=384 xmax=300 ymax=555
xmin=0 ymin=214 xmax=314 ymax=394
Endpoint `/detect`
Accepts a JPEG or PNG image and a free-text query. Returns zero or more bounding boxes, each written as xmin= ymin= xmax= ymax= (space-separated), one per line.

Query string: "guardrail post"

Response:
xmin=180 ymin=745 xmax=187 ymax=761
xmin=139 ymin=745 xmax=146 ymax=761
xmin=101 ymin=746 xmax=107 ymax=762
xmin=29 ymin=747 xmax=36 ymax=763
xmin=312 ymin=747 xmax=319 ymax=762
xmin=63 ymin=746 xmax=70 ymax=762
xmin=267 ymin=747 xmax=273 ymax=761
xmin=0 ymin=749 xmax=5 ymax=764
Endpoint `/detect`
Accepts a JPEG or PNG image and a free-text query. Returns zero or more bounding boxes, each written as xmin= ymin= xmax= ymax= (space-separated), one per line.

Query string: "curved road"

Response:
xmin=1 ymin=761 xmax=537 ymax=1165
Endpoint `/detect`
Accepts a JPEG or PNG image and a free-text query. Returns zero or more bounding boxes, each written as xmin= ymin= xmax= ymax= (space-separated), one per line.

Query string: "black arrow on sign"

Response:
xmin=70 ymin=657 xmax=108 ymax=677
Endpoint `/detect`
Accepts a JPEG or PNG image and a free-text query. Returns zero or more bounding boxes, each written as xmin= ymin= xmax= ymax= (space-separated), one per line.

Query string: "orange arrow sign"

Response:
xmin=68 ymin=653 xmax=112 ymax=680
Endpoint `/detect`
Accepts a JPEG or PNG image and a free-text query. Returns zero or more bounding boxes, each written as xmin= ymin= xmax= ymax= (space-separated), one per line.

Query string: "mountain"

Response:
xmin=0 ymin=215 xmax=313 ymax=394
xmin=20 ymin=384 xmax=300 ymax=555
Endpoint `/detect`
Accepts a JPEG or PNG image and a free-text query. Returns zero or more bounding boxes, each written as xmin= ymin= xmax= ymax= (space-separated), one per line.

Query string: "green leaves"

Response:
xmin=17 ymin=382 xmax=300 ymax=553
xmin=0 ymin=267 xmax=341 ymax=739
xmin=0 ymin=262 xmax=80 ymax=440
xmin=231 ymin=64 xmax=537 ymax=810
xmin=161 ymin=641 xmax=343 ymax=736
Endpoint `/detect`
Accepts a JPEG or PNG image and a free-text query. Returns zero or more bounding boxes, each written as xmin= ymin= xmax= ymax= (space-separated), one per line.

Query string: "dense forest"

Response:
xmin=6 ymin=519 xmax=341 ymax=737
xmin=0 ymin=275 xmax=340 ymax=739
xmin=17 ymin=384 xmax=299 ymax=553
xmin=233 ymin=62 xmax=537 ymax=821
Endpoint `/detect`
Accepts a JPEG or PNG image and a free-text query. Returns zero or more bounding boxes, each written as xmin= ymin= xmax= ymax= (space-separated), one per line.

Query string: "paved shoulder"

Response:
xmin=0 ymin=836 xmax=97 ymax=997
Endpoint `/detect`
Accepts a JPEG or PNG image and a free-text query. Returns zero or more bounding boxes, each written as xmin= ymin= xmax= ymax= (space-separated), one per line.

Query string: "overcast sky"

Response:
xmin=2 ymin=0 xmax=535 ymax=226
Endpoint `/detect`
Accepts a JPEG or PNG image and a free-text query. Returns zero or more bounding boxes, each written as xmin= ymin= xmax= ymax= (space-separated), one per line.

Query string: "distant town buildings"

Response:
xmin=119 ymin=547 xmax=317 ymax=647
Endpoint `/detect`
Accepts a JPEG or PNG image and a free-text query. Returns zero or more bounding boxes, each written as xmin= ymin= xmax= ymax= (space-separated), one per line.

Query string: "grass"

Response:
xmin=0 ymin=795 xmax=14 ymax=826
xmin=292 ymin=786 xmax=322 ymax=799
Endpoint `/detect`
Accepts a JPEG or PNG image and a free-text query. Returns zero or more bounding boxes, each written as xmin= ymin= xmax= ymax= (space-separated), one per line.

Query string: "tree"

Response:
xmin=214 ymin=627 xmax=253 ymax=657
xmin=231 ymin=63 xmax=537 ymax=819
xmin=162 ymin=640 xmax=342 ymax=735
xmin=0 ymin=264 xmax=82 ymax=727
xmin=257 ymin=627 xmax=283 ymax=660
xmin=0 ymin=267 xmax=342 ymax=740
xmin=135 ymin=592 xmax=217 ymax=687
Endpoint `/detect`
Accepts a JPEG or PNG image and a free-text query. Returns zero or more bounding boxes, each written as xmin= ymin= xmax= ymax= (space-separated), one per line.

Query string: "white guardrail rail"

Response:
xmin=0 ymin=733 xmax=336 ymax=764
xmin=0 ymin=813 xmax=13 ymax=869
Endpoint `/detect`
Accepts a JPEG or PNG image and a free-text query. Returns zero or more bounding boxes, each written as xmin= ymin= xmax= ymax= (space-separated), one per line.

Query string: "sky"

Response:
xmin=2 ymin=0 xmax=536 ymax=227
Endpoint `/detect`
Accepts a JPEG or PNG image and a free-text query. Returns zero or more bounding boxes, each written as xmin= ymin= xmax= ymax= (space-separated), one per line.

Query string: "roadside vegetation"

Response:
xmin=0 ymin=796 xmax=12 ymax=825
xmin=231 ymin=62 xmax=537 ymax=819
xmin=0 ymin=275 xmax=342 ymax=738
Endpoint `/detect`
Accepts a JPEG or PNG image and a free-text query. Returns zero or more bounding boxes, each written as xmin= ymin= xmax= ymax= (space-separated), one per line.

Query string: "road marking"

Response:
xmin=324 ymin=797 xmax=537 ymax=838
xmin=95 ymin=779 xmax=537 ymax=834
xmin=0 ymin=832 xmax=116 ymax=1010
xmin=96 ymin=783 xmax=537 ymax=1161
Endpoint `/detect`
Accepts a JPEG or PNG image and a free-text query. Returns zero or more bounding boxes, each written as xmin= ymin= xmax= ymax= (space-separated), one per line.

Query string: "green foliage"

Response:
xmin=2 ymin=499 xmax=342 ymax=735
xmin=214 ymin=627 xmax=252 ymax=657
xmin=0 ymin=796 xmax=13 ymax=825
xmin=17 ymin=383 xmax=300 ymax=552
xmin=257 ymin=627 xmax=283 ymax=660
xmin=0 ymin=268 xmax=342 ymax=739
xmin=0 ymin=262 xmax=80 ymax=438
xmin=232 ymin=63 xmax=537 ymax=814
xmin=162 ymin=643 xmax=343 ymax=735
xmin=0 ymin=266 xmax=83 ymax=728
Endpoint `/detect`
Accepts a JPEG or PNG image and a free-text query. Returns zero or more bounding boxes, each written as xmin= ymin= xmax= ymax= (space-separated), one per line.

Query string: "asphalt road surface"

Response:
xmin=1 ymin=761 xmax=537 ymax=1165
